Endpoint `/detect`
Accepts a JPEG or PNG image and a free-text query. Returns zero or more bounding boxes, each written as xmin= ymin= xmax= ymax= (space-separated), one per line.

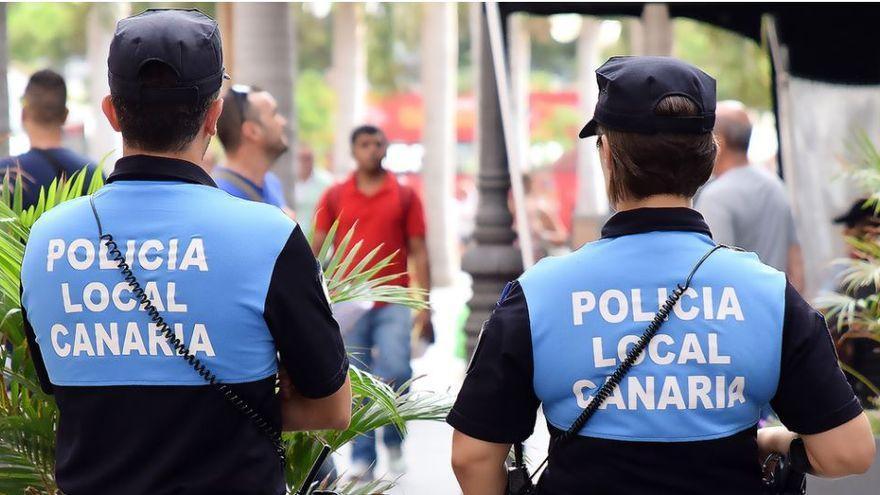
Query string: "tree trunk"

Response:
xmin=330 ymin=3 xmax=366 ymax=175
xmin=0 ymin=4 xmax=9 ymax=159
xmin=642 ymin=4 xmax=673 ymax=56
xmin=233 ymin=3 xmax=297 ymax=205
xmin=420 ymin=2 xmax=459 ymax=288
xmin=86 ymin=3 xmax=129 ymax=172
xmin=572 ymin=17 xmax=608 ymax=248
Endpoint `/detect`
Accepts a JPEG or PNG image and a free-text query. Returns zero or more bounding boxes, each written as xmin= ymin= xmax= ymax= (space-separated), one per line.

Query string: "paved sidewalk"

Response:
xmin=333 ymin=277 xmax=552 ymax=494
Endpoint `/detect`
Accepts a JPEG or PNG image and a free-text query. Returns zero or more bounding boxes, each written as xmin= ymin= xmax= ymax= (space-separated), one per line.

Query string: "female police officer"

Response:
xmin=448 ymin=56 xmax=875 ymax=494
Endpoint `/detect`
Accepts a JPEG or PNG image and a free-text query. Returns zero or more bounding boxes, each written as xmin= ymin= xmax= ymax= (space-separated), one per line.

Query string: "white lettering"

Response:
xmin=628 ymin=376 xmax=655 ymax=409
xmin=138 ymin=240 xmax=164 ymax=270
xmin=688 ymin=375 xmax=714 ymax=409
xmin=168 ymin=239 xmax=179 ymax=271
xmin=673 ymin=287 xmax=699 ymax=320
xmin=708 ymin=333 xmax=731 ymax=364
xmin=112 ymin=283 xmax=137 ymax=312
xmin=573 ymin=379 xmax=596 ymax=408
xmin=94 ymin=323 xmax=119 ymax=356
xmin=717 ymin=287 xmax=744 ymax=321
xmin=83 ymin=282 xmax=110 ymax=312
xmin=657 ymin=376 xmax=686 ymax=410
xmin=51 ymin=323 xmax=70 ymax=357
xmin=122 ymin=322 xmax=147 ymax=355
xmin=727 ymin=376 xmax=746 ymax=407
xmin=47 ymin=239 xmax=65 ymax=271
xmin=166 ymin=283 xmax=187 ymax=312
xmin=188 ymin=324 xmax=215 ymax=356
xmin=593 ymin=337 xmax=616 ymax=368
xmin=648 ymin=334 xmax=675 ymax=365
xmin=677 ymin=333 xmax=707 ymax=364
xmin=61 ymin=283 xmax=83 ymax=313
xmin=599 ymin=289 xmax=628 ymax=324
xmin=148 ymin=323 xmax=174 ymax=356
xmin=179 ymin=238 xmax=208 ymax=271
xmin=72 ymin=323 xmax=96 ymax=356
xmin=572 ymin=291 xmax=595 ymax=326
xmin=631 ymin=289 xmax=654 ymax=322
xmin=67 ymin=239 xmax=95 ymax=270
xmin=617 ymin=334 xmax=645 ymax=365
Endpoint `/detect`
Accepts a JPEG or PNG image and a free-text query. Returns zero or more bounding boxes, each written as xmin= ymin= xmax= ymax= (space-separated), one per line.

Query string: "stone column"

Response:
xmin=642 ymin=4 xmax=673 ymax=56
xmin=572 ymin=18 xmax=608 ymax=247
xmin=0 ymin=4 xmax=9 ymax=158
xmin=420 ymin=2 xmax=459 ymax=288
xmin=233 ymin=3 xmax=297 ymax=205
xmin=462 ymin=4 xmax=523 ymax=355
xmin=86 ymin=3 xmax=129 ymax=172
xmin=330 ymin=3 xmax=366 ymax=175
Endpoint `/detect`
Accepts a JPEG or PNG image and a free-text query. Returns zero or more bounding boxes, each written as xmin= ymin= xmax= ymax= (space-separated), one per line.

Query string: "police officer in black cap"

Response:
xmin=449 ymin=56 xmax=875 ymax=494
xmin=21 ymin=9 xmax=351 ymax=494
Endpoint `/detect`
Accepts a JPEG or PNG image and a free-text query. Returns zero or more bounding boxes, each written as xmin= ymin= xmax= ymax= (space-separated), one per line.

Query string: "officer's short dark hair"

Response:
xmin=599 ymin=95 xmax=717 ymax=205
xmin=111 ymin=61 xmax=218 ymax=153
xmin=350 ymin=125 xmax=384 ymax=145
xmin=23 ymin=69 xmax=67 ymax=126
xmin=216 ymin=86 xmax=264 ymax=153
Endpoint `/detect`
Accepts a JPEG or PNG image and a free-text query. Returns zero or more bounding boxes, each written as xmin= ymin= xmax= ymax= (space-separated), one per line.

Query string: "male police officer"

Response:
xmin=20 ymin=10 xmax=351 ymax=495
xmin=449 ymin=56 xmax=875 ymax=494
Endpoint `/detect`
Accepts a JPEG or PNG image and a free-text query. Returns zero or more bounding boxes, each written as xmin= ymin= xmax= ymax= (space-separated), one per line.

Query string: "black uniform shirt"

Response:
xmin=21 ymin=156 xmax=349 ymax=495
xmin=448 ymin=208 xmax=862 ymax=495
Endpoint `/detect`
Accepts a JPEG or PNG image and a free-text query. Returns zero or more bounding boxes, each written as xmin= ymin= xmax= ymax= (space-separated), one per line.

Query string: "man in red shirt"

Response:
xmin=312 ymin=125 xmax=430 ymax=478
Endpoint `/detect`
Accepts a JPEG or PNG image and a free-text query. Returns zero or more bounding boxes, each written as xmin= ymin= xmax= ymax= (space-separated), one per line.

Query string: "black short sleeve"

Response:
xmin=447 ymin=281 xmax=539 ymax=444
xmin=264 ymin=225 xmax=349 ymax=399
xmin=21 ymin=304 xmax=53 ymax=395
xmin=770 ymin=281 xmax=863 ymax=434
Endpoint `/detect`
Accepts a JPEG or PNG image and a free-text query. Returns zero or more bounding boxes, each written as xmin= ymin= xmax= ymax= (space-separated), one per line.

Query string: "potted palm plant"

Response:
xmin=0 ymin=170 xmax=450 ymax=495
xmin=809 ymin=132 xmax=880 ymax=494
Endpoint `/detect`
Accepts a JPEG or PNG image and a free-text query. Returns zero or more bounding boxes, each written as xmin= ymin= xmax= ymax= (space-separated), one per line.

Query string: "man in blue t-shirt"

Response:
xmin=0 ymin=70 xmax=99 ymax=209
xmin=214 ymin=84 xmax=293 ymax=215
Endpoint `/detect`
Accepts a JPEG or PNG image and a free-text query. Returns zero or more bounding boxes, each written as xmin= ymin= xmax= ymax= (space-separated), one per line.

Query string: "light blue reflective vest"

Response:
xmin=21 ymin=179 xmax=295 ymax=386
xmin=519 ymin=229 xmax=786 ymax=442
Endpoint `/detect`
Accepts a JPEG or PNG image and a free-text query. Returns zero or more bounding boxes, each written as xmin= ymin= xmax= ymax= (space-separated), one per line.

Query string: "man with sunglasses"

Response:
xmin=215 ymin=84 xmax=293 ymax=216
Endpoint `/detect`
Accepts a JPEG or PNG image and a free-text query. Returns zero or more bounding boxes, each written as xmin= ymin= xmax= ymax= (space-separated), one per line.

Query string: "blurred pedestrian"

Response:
xmin=311 ymin=124 xmax=430 ymax=480
xmin=294 ymin=146 xmax=333 ymax=234
xmin=0 ymin=69 xmax=99 ymax=208
xmin=215 ymin=84 xmax=294 ymax=216
xmin=695 ymin=100 xmax=804 ymax=290
xmin=19 ymin=10 xmax=351 ymax=494
xmin=827 ymin=198 xmax=880 ymax=406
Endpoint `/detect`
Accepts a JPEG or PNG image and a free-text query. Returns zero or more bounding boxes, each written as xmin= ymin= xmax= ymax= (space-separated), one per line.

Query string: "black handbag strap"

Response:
xmin=32 ymin=148 xmax=68 ymax=178
xmin=523 ymin=244 xmax=730 ymax=481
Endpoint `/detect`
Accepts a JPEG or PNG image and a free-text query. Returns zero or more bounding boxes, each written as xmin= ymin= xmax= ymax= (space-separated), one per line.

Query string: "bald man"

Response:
xmin=695 ymin=101 xmax=804 ymax=291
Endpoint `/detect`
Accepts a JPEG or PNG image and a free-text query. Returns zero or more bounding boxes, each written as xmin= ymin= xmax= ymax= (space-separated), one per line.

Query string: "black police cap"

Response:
xmin=834 ymin=198 xmax=879 ymax=228
xmin=108 ymin=9 xmax=229 ymax=105
xmin=579 ymin=56 xmax=716 ymax=138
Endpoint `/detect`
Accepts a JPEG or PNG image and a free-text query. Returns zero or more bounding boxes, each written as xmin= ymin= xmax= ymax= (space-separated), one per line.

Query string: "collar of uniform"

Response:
xmin=106 ymin=155 xmax=217 ymax=187
xmin=600 ymin=207 xmax=713 ymax=239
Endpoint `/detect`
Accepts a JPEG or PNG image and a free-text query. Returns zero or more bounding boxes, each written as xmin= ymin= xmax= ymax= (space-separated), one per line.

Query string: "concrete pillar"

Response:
xmin=508 ymin=13 xmax=530 ymax=172
xmin=642 ymin=4 xmax=673 ymax=56
xmin=233 ymin=3 xmax=297 ymax=206
xmin=330 ymin=3 xmax=366 ymax=175
xmin=572 ymin=17 xmax=608 ymax=248
xmin=86 ymin=3 xmax=129 ymax=172
xmin=420 ymin=3 xmax=459 ymax=288
xmin=0 ymin=4 xmax=9 ymax=158
xmin=462 ymin=4 xmax=523 ymax=355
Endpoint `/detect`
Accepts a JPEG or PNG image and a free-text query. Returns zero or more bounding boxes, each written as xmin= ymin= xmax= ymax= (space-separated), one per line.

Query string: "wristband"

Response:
xmin=788 ymin=437 xmax=813 ymax=475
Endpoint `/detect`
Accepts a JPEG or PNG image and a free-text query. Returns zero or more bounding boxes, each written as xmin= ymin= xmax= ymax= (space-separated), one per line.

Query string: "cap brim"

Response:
xmin=579 ymin=119 xmax=598 ymax=138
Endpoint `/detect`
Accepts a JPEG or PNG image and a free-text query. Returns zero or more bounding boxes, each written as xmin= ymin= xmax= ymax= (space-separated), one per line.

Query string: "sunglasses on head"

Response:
xmin=229 ymin=84 xmax=253 ymax=124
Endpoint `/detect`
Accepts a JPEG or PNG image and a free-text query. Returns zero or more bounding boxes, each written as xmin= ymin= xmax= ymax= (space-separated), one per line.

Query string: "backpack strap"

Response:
xmin=31 ymin=148 xmax=68 ymax=179
xmin=214 ymin=168 xmax=263 ymax=202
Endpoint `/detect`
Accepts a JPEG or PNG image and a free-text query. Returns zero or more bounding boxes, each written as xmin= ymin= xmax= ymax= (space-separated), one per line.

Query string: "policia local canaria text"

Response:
xmin=571 ymin=285 xmax=747 ymax=412
xmin=43 ymin=237 xmax=213 ymax=358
